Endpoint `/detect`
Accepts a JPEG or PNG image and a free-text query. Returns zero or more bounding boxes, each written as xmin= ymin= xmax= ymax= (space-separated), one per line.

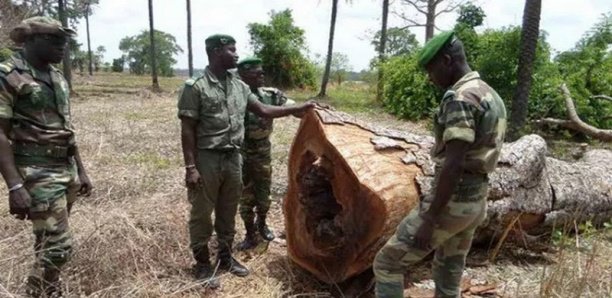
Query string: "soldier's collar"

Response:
xmin=204 ymin=66 xmax=235 ymax=85
xmin=451 ymin=71 xmax=480 ymax=90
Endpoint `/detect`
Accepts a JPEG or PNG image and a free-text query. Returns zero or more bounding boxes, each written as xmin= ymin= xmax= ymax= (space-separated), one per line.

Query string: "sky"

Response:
xmin=75 ymin=0 xmax=612 ymax=71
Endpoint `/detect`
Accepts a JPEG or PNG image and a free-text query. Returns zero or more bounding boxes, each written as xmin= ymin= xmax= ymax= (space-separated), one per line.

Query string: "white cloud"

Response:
xmin=75 ymin=0 xmax=611 ymax=72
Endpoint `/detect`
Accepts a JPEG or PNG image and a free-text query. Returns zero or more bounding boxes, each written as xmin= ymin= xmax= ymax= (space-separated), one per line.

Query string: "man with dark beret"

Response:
xmin=235 ymin=56 xmax=296 ymax=250
xmin=373 ymin=31 xmax=507 ymax=298
xmin=177 ymin=34 xmax=314 ymax=288
xmin=0 ymin=16 xmax=93 ymax=297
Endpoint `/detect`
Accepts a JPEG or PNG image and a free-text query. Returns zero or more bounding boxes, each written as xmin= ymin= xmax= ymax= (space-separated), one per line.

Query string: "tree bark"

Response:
xmin=376 ymin=0 xmax=389 ymax=102
xmin=148 ymin=0 xmax=160 ymax=91
xmin=284 ymin=108 xmax=612 ymax=284
xmin=317 ymin=0 xmax=339 ymax=98
xmin=85 ymin=2 xmax=93 ymax=76
xmin=508 ymin=0 xmax=541 ymax=140
xmin=58 ymin=0 xmax=72 ymax=89
xmin=186 ymin=0 xmax=193 ymax=77
xmin=425 ymin=0 xmax=436 ymax=41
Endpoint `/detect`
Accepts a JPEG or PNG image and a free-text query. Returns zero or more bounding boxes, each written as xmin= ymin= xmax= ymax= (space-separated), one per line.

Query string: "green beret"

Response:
xmin=205 ymin=34 xmax=236 ymax=49
xmin=237 ymin=56 xmax=262 ymax=70
xmin=9 ymin=16 xmax=76 ymax=44
xmin=417 ymin=31 xmax=455 ymax=68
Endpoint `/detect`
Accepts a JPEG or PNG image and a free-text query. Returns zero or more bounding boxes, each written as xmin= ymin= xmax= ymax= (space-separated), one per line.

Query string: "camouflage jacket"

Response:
xmin=430 ymin=71 xmax=507 ymax=174
xmin=0 ymin=51 xmax=75 ymax=146
xmin=177 ymin=66 xmax=259 ymax=150
xmin=244 ymin=87 xmax=288 ymax=140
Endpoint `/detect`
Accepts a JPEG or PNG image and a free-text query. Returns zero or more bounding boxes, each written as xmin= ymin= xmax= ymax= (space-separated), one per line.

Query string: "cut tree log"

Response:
xmin=283 ymin=107 xmax=612 ymax=284
xmin=535 ymin=84 xmax=612 ymax=142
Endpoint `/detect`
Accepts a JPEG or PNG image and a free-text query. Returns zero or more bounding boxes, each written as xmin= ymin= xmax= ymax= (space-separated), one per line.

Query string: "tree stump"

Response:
xmin=283 ymin=108 xmax=612 ymax=284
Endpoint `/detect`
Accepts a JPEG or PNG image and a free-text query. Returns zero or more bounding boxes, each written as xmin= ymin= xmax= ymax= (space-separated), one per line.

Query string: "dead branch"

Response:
xmin=591 ymin=95 xmax=612 ymax=102
xmin=536 ymin=84 xmax=612 ymax=142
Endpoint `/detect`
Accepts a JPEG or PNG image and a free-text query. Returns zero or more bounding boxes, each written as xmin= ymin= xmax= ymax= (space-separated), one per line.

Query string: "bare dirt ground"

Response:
xmin=0 ymin=73 xmax=610 ymax=297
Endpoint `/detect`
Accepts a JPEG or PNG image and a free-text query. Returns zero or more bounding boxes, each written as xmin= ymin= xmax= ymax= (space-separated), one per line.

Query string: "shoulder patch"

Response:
xmin=442 ymin=90 xmax=456 ymax=102
xmin=185 ymin=76 xmax=202 ymax=86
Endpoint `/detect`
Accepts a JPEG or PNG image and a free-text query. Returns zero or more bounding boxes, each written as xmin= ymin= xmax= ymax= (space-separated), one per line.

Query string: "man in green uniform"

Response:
xmin=0 ymin=17 xmax=93 ymax=297
xmin=373 ymin=31 xmax=507 ymax=298
xmin=177 ymin=34 xmax=314 ymax=289
xmin=235 ymin=57 xmax=296 ymax=250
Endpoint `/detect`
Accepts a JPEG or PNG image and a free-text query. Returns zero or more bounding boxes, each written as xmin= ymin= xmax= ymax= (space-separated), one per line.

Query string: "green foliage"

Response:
xmin=112 ymin=57 xmax=125 ymax=72
xmin=372 ymin=27 xmax=419 ymax=57
xmin=119 ymin=30 xmax=183 ymax=77
xmin=555 ymin=13 xmax=611 ymax=129
xmin=381 ymin=54 xmax=440 ymax=120
xmin=0 ymin=47 xmax=13 ymax=62
xmin=456 ymin=2 xmax=485 ymax=28
xmin=248 ymin=9 xmax=316 ymax=89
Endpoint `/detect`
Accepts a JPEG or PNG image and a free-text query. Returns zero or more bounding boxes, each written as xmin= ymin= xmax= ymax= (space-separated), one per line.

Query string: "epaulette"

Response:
xmin=185 ymin=76 xmax=202 ymax=87
xmin=442 ymin=90 xmax=456 ymax=102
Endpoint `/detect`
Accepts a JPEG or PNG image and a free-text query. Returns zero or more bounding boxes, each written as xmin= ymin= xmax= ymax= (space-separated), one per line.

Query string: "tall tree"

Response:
xmin=186 ymin=0 xmax=193 ymax=77
xmin=148 ymin=0 xmax=160 ymax=91
xmin=508 ymin=0 xmax=542 ymax=140
xmin=376 ymin=0 xmax=389 ymax=101
xmin=58 ymin=0 xmax=72 ymax=89
xmin=317 ymin=0 xmax=339 ymax=98
xmin=84 ymin=0 xmax=92 ymax=75
xmin=397 ymin=0 xmax=464 ymax=41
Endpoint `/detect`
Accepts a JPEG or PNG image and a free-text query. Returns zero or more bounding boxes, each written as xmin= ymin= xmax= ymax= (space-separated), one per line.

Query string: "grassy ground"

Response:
xmin=0 ymin=72 xmax=610 ymax=297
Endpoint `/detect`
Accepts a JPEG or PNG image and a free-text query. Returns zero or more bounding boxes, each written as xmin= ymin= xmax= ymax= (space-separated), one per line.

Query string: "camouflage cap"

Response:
xmin=417 ymin=31 xmax=455 ymax=68
xmin=205 ymin=34 xmax=236 ymax=49
xmin=237 ymin=56 xmax=262 ymax=70
xmin=9 ymin=16 xmax=77 ymax=44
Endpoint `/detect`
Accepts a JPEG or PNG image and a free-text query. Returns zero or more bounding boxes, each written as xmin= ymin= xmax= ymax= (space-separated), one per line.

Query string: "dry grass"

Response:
xmin=0 ymin=72 xmax=610 ymax=297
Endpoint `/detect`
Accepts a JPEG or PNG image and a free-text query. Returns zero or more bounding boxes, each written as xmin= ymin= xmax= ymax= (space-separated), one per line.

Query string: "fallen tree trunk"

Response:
xmin=283 ymin=108 xmax=612 ymax=284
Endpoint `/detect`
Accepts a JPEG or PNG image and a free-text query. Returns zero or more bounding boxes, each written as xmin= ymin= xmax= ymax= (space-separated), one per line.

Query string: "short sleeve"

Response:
xmin=177 ymin=83 xmax=200 ymax=119
xmin=0 ymin=78 xmax=14 ymax=119
xmin=441 ymin=100 xmax=477 ymax=144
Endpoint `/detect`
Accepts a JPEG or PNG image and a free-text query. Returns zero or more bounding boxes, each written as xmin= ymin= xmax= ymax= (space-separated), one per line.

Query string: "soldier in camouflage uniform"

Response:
xmin=178 ymin=34 xmax=314 ymax=289
xmin=235 ymin=57 xmax=296 ymax=250
xmin=373 ymin=31 xmax=507 ymax=298
xmin=0 ymin=17 xmax=93 ymax=297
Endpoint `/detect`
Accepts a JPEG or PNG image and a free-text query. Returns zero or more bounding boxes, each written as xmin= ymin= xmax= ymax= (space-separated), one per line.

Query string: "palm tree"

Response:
xmin=58 ymin=0 xmax=72 ymax=89
xmin=509 ymin=0 xmax=541 ymax=140
xmin=85 ymin=0 xmax=93 ymax=76
xmin=148 ymin=0 xmax=160 ymax=91
xmin=376 ymin=0 xmax=389 ymax=101
xmin=186 ymin=0 xmax=193 ymax=77
xmin=317 ymin=0 xmax=339 ymax=98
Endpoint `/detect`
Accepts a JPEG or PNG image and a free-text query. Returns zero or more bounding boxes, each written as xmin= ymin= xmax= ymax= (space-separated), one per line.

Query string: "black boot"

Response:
xmin=42 ymin=268 xmax=63 ymax=298
xmin=256 ymin=215 xmax=275 ymax=241
xmin=237 ymin=219 xmax=258 ymax=251
xmin=192 ymin=247 xmax=220 ymax=289
xmin=217 ymin=244 xmax=249 ymax=277
xmin=193 ymin=262 xmax=220 ymax=289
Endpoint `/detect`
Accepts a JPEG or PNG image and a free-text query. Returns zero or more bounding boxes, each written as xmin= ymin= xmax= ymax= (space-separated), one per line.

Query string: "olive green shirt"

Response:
xmin=431 ymin=71 xmax=507 ymax=174
xmin=177 ymin=66 xmax=258 ymax=150
xmin=0 ymin=51 xmax=75 ymax=146
xmin=244 ymin=87 xmax=288 ymax=140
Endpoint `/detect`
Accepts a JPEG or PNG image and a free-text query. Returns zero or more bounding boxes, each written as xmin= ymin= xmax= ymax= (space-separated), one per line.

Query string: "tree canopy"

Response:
xmin=119 ymin=30 xmax=183 ymax=77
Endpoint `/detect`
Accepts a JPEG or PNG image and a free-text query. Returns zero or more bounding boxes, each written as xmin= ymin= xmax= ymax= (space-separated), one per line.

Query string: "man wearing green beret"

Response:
xmin=177 ymin=34 xmax=314 ymax=288
xmin=0 ymin=17 xmax=93 ymax=297
xmin=235 ymin=56 xmax=296 ymax=250
xmin=373 ymin=31 xmax=507 ymax=298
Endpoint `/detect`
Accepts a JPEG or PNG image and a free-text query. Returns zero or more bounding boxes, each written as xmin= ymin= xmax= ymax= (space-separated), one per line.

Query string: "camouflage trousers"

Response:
xmin=17 ymin=162 xmax=80 ymax=272
xmin=188 ymin=149 xmax=243 ymax=259
xmin=374 ymin=179 xmax=488 ymax=298
xmin=239 ymin=138 xmax=272 ymax=224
